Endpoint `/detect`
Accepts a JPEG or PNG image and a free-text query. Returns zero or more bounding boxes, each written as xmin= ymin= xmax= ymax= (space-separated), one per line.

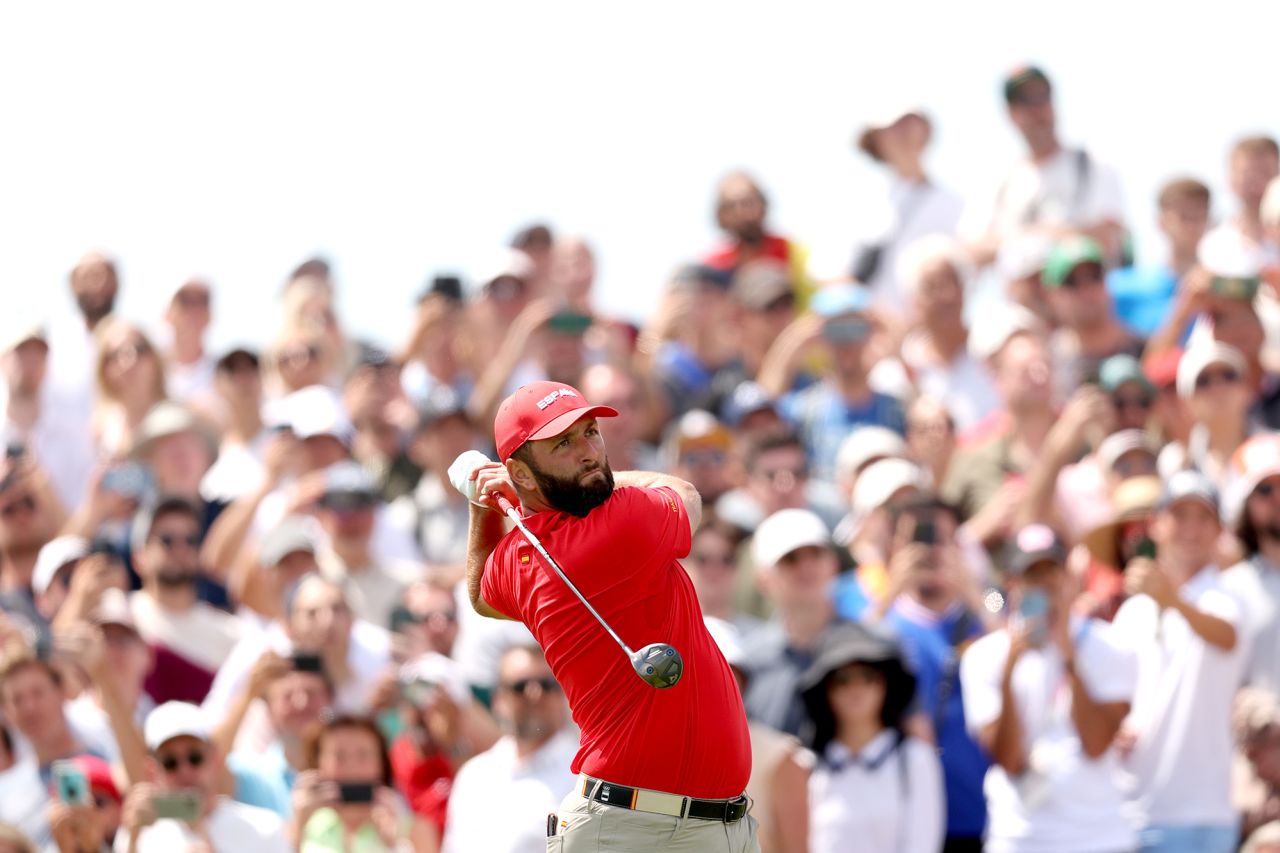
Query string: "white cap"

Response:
xmin=259 ymin=515 xmax=323 ymax=567
xmin=0 ymin=305 xmax=47 ymax=355
xmin=852 ymin=458 xmax=927 ymax=519
xmin=144 ymin=702 xmax=210 ymax=751
xmin=996 ymin=233 xmax=1054 ymax=283
xmin=1176 ymin=341 xmax=1247 ymax=399
xmin=703 ymin=616 xmax=746 ymax=669
xmin=967 ymin=303 xmax=1044 ymax=363
xmin=895 ymin=235 xmax=972 ymax=299
xmin=835 ymin=426 xmax=907 ymax=486
xmin=476 ymin=249 xmax=535 ymax=289
xmin=398 ymin=652 xmax=471 ymax=704
xmin=1096 ymin=429 xmax=1157 ymax=473
xmin=1198 ymin=227 xmax=1264 ymax=278
xmin=271 ymin=385 xmax=352 ymax=442
xmin=1225 ymin=433 xmax=1280 ymax=527
xmin=752 ymin=508 xmax=831 ymax=570
xmin=32 ymin=536 xmax=89 ymax=596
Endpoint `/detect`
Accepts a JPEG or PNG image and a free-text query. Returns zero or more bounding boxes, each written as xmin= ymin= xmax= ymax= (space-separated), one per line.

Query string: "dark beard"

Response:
xmin=76 ymin=293 xmax=115 ymax=325
xmin=155 ymin=566 xmax=199 ymax=587
xmin=530 ymin=460 xmax=615 ymax=518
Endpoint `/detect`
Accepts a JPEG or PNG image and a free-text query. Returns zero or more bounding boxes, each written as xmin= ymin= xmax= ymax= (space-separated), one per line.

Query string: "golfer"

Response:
xmin=452 ymin=380 xmax=757 ymax=852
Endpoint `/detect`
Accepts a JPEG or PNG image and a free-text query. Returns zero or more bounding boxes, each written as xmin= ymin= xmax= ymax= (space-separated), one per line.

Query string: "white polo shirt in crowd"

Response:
xmin=960 ymin=618 xmax=1137 ymax=853
xmin=1111 ymin=566 xmax=1246 ymax=830
xmin=1222 ymin=555 xmax=1280 ymax=694
xmin=808 ymin=731 xmax=944 ymax=853
xmin=116 ymin=797 xmax=289 ymax=853
xmin=441 ymin=727 xmax=579 ymax=853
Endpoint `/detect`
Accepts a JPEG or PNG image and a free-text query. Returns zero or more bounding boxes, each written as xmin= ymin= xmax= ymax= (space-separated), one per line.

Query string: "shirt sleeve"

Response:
xmin=960 ymin=635 xmax=1005 ymax=737
xmin=614 ymin=485 xmax=692 ymax=560
xmin=1079 ymin=626 xmax=1137 ymax=704
xmin=479 ymin=545 xmax=517 ymax=619
xmin=902 ymin=738 xmax=946 ymax=853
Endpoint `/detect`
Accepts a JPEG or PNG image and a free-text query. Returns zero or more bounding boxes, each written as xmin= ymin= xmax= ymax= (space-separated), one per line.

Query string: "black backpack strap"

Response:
xmin=1072 ymin=148 xmax=1093 ymax=218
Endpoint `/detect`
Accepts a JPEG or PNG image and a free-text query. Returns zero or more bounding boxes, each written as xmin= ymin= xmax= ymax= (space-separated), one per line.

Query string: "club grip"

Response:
xmin=495 ymin=494 xmax=519 ymax=517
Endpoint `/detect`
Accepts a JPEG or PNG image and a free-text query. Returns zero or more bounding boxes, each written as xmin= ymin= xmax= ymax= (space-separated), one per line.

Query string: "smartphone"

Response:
xmin=546 ymin=312 xmax=593 ymax=335
xmin=912 ymin=519 xmax=936 ymax=546
xmin=52 ymin=760 xmax=90 ymax=806
xmin=291 ymin=652 xmax=324 ymax=674
xmin=153 ymin=791 xmax=202 ymax=823
xmin=102 ymin=463 xmax=153 ymax=502
xmin=1211 ymin=275 xmax=1259 ymax=300
xmin=1017 ymin=588 xmax=1050 ymax=646
xmin=337 ymin=782 xmax=376 ymax=804
xmin=400 ymin=678 xmax=439 ymax=708
xmin=430 ymin=275 xmax=464 ymax=303
xmin=388 ymin=605 xmax=420 ymax=635
xmin=1134 ymin=538 xmax=1157 ymax=560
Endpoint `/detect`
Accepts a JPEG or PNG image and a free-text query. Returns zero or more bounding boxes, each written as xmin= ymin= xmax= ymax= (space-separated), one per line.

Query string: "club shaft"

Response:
xmin=498 ymin=500 xmax=634 ymax=656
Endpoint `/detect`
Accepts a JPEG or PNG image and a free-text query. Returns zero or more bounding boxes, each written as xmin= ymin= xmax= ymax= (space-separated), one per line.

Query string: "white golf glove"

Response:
xmin=448 ymin=450 xmax=495 ymax=507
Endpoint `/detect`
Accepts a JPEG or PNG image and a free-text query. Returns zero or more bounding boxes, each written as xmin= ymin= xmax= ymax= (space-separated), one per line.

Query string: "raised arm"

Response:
xmin=462 ymin=461 xmax=520 ymax=620
xmin=611 ymin=470 xmax=702 ymax=533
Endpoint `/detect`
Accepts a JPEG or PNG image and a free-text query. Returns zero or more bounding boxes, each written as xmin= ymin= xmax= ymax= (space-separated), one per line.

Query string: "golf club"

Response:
xmin=494 ymin=494 xmax=683 ymax=689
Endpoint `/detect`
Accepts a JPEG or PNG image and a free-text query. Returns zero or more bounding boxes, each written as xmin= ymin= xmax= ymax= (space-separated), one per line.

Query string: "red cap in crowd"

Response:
xmin=494 ymin=381 xmax=618 ymax=462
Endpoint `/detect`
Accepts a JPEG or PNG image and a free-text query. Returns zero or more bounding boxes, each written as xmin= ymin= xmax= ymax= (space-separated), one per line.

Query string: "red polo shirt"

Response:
xmin=481 ymin=485 xmax=751 ymax=799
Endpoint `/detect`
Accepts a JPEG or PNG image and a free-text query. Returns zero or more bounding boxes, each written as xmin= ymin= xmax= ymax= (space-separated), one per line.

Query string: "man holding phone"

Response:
xmin=120 ymin=701 xmax=288 ymax=853
xmin=960 ymin=524 xmax=1137 ymax=853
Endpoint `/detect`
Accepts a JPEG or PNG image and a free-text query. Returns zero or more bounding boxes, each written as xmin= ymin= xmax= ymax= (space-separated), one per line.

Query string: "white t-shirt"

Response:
xmin=201 ymin=433 xmax=268 ymax=504
xmin=1111 ymin=566 xmax=1246 ymax=828
xmin=166 ymin=353 xmax=216 ymax=408
xmin=1222 ymin=556 xmax=1280 ymax=693
xmin=965 ymin=147 xmax=1125 ymax=245
xmin=869 ymin=332 xmax=1000 ymax=433
xmin=441 ymin=728 xmax=580 ymax=853
xmin=0 ymin=390 xmax=96 ymax=512
xmin=116 ymin=797 xmax=289 ymax=853
xmin=854 ymin=177 xmax=965 ymax=313
xmin=317 ymin=551 xmax=421 ymax=629
xmin=960 ymin=619 xmax=1138 ymax=853
xmin=0 ymin=760 xmax=53 ymax=852
xmin=808 ymin=731 xmax=944 ymax=853
xmin=129 ymin=591 xmax=245 ymax=672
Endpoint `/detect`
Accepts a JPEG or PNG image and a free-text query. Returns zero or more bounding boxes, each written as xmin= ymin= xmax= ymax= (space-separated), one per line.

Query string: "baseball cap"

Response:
xmin=672 ymin=262 xmax=733 ymax=291
xmin=132 ymin=402 xmax=211 ymax=458
xmin=1144 ymin=348 xmax=1183 ymax=390
xmin=1198 ymin=227 xmax=1264 ymax=280
xmin=731 ymin=261 xmax=794 ymax=310
xmin=318 ymin=461 xmax=380 ymax=508
xmin=415 ymin=385 xmax=469 ymax=431
xmin=32 ymin=535 xmax=88 ymax=596
xmin=477 ymin=249 xmax=534 ymax=298
xmin=1043 ymin=236 xmax=1104 ymax=288
xmin=1003 ymin=64 xmax=1051 ymax=103
xmin=144 ymin=701 xmax=210 ymax=751
xmin=752 ymin=508 xmax=831 ymax=570
xmin=0 ymin=312 xmax=46 ymax=355
xmin=968 ymin=303 xmax=1043 ymax=363
xmin=259 ymin=515 xmax=322 ymax=567
xmin=1225 ymin=434 xmax=1280 ymax=526
xmin=997 ymin=233 xmax=1053 ymax=283
xmin=835 ymin=426 xmax=907 ymax=487
xmin=271 ymin=385 xmax=352 ymax=443
xmin=1098 ymin=354 xmax=1154 ymax=395
xmin=1096 ymin=430 xmax=1157 ymax=474
xmin=1176 ymin=341 xmax=1247 ymax=399
xmin=1006 ymin=524 xmax=1069 ymax=576
xmin=214 ymin=346 xmax=259 ymax=373
xmin=722 ymin=381 xmax=777 ymax=428
xmin=1081 ymin=476 xmax=1161 ymax=568
xmin=811 ymin=283 xmax=872 ymax=319
xmin=852 ymin=458 xmax=927 ymax=519
xmin=74 ymin=755 xmax=122 ymax=803
xmin=667 ymin=410 xmax=733 ymax=466
xmin=856 ymin=103 xmax=929 ymax=160
xmin=1157 ymin=468 xmax=1220 ymax=515
xmin=89 ymin=588 xmax=139 ymax=635
xmin=494 ymin=380 xmax=618 ymax=462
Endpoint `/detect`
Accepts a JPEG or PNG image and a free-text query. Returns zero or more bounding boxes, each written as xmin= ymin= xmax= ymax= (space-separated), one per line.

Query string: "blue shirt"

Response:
xmin=1107 ymin=265 xmax=1177 ymax=338
xmin=885 ymin=602 xmax=989 ymax=839
xmin=228 ymin=748 xmax=294 ymax=818
xmin=779 ymin=382 xmax=905 ymax=482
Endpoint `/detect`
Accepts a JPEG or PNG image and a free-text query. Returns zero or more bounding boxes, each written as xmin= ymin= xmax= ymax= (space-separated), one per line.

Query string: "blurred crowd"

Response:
xmin=1 ymin=63 xmax=1280 ymax=853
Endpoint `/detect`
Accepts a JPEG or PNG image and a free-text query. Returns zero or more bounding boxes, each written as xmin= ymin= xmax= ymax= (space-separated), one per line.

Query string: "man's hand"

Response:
xmin=49 ymin=800 xmax=103 ymax=853
xmin=1124 ymin=557 xmax=1178 ymax=608
xmin=450 ymin=451 xmax=518 ymax=510
xmin=290 ymin=771 xmax=338 ymax=827
xmin=52 ymin=622 xmax=109 ymax=683
xmin=122 ymin=783 xmax=159 ymax=835
xmin=246 ymin=650 xmax=291 ymax=701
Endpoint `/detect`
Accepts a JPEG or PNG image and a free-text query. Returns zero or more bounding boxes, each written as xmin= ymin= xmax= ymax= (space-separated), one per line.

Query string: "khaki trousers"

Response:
xmin=547 ymin=781 xmax=760 ymax=853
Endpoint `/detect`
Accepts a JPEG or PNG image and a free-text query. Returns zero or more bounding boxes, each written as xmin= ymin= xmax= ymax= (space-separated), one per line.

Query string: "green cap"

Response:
xmin=1098 ymin=354 xmax=1153 ymax=395
xmin=1043 ymin=236 xmax=1104 ymax=288
xmin=1003 ymin=65 xmax=1051 ymax=103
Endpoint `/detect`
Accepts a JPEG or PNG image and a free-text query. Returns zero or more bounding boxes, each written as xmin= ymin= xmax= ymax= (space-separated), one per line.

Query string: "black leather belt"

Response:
xmin=582 ymin=775 xmax=749 ymax=823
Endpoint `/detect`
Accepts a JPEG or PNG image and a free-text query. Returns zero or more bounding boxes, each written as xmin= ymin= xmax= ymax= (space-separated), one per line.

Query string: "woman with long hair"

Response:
xmin=92 ymin=318 xmax=167 ymax=459
xmin=802 ymin=625 xmax=944 ymax=853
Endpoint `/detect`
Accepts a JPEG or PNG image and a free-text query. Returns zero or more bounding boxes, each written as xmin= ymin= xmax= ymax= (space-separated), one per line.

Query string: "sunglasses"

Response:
xmin=1195 ymin=368 xmax=1240 ymax=391
xmin=1062 ymin=265 xmax=1104 ymax=289
xmin=500 ymin=676 xmax=560 ymax=698
xmin=153 ymin=532 xmax=201 ymax=550
xmin=278 ymin=345 xmax=320 ymax=367
xmin=829 ymin=667 xmax=884 ymax=688
xmin=158 ymin=748 xmax=205 ymax=773
xmin=822 ymin=318 xmax=871 ymax=344
xmin=402 ymin=609 xmax=458 ymax=626
xmin=761 ymin=293 xmax=796 ymax=313
xmin=219 ymin=356 xmax=259 ymax=375
xmin=1112 ymin=393 xmax=1153 ymax=412
xmin=106 ymin=340 xmax=152 ymax=365
xmin=755 ymin=465 xmax=807 ymax=483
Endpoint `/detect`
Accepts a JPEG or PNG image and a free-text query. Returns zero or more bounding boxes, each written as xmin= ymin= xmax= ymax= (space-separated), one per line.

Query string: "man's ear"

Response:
xmin=506 ymin=457 xmax=538 ymax=494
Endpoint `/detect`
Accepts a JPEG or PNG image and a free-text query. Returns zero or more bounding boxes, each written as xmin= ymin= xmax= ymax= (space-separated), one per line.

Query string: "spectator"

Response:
xmin=877 ymin=236 xmax=1000 ymax=432
xmin=344 ymin=344 xmax=418 ymax=502
xmin=729 ymin=260 xmax=801 ymax=389
xmin=1245 ymin=822 xmax=1280 ymax=853
xmin=762 ymin=283 xmax=906 ymax=482
xmin=547 ymin=236 xmax=597 ymax=312
xmin=578 ymin=364 xmax=661 ymax=474
xmin=199 ymin=347 xmax=266 ymax=505
xmin=841 ymin=457 xmax=930 ymax=604
xmin=743 ymin=508 xmax=860 ymax=737
xmin=464 ymin=250 xmax=536 ymax=374
xmin=997 ymin=234 xmax=1055 ymax=328
xmin=291 ymin=714 xmax=437 ymax=852
xmin=1158 ymin=341 xmax=1253 ymax=485
xmin=1234 ymin=688 xmax=1280 ymax=844
xmin=703 ymin=172 xmax=811 ymax=301
xmin=46 ymin=753 xmax=123 ymax=853
xmin=833 ymin=425 xmax=908 ymax=521
xmin=706 ymin=617 xmax=811 ymax=853
xmin=681 ymin=517 xmax=760 ymax=636
xmin=870 ymin=496 xmax=991 ymax=849
xmin=960 ymin=524 xmax=1138 ymax=853
xmin=130 ymin=403 xmax=218 ymax=527
xmin=47 ymin=252 xmax=120 ymax=421
xmin=441 ymin=645 xmax=577 ymax=853
xmin=313 ymin=461 xmax=418 ymax=628
xmin=1113 ymin=470 xmax=1244 ymax=853
xmin=91 ymin=319 xmax=167 ymax=461
xmin=801 ymin=623 xmax=944 ymax=853
xmin=398 ymin=276 xmax=473 ymax=407
xmin=120 ymin=701 xmax=289 ymax=852
xmin=1211 ymin=135 xmax=1280 ymax=249
xmin=1079 ymin=475 xmax=1161 ymax=621
xmin=1043 ymin=235 xmax=1145 ymax=393
xmin=1107 ymin=178 xmax=1212 ymax=336
xmin=510 ymin=225 xmax=555 ymax=296
xmin=1099 ymin=354 xmax=1156 ymax=433
xmin=0 ymin=322 xmax=94 ymax=511
xmin=904 ymin=398 xmax=956 ymax=493
xmin=0 ymin=455 xmax=61 ymax=620
xmin=1223 ymin=433 xmax=1280 ymax=693
xmin=664 ymin=410 xmax=736 ymax=505
xmin=716 ymin=429 xmax=843 ymax=534
xmin=65 ymin=589 xmax=157 ymax=749
xmin=851 ymin=103 xmax=964 ymax=312
xmin=127 ymin=496 xmax=242 ymax=704
xmin=162 ymin=278 xmax=216 ymax=410
xmin=967 ymin=65 xmax=1127 ymax=267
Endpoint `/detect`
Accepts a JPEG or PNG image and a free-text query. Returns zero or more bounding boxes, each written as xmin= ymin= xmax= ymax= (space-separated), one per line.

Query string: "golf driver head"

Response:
xmin=631 ymin=643 xmax=683 ymax=689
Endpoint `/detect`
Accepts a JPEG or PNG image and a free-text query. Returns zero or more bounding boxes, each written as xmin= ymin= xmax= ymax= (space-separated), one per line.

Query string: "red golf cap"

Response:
xmin=494 ymin=381 xmax=618 ymax=462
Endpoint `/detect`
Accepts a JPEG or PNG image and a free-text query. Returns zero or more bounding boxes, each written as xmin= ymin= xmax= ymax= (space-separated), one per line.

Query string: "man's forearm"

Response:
xmin=466 ymin=504 xmax=508 ymax=618
xmin=1171 ymin=599 xmax=1237 ymax=651
xmin=1066 ymin=667 xmax=1128 ymax=758
xmin=990 ymin=673 xmax=1027 ymax=776
xmin=613 ymin=471 xmax=702 ymax=529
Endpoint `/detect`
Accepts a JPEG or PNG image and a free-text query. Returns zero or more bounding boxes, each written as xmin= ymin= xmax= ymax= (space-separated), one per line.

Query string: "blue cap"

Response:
xmin=722 ymin=381 xmax=777 ymax=427
xmin=811 ymin=284 xmax=872 ymax=318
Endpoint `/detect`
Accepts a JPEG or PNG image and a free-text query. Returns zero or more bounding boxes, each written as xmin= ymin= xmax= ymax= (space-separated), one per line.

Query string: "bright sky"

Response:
xmin=2 ymin=1 xmax=1276 ymax=352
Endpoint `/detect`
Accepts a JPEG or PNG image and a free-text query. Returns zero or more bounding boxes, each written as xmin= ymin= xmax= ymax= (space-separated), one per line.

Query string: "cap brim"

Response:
xmin=526 ymin=405 xmax=620 ymax=443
